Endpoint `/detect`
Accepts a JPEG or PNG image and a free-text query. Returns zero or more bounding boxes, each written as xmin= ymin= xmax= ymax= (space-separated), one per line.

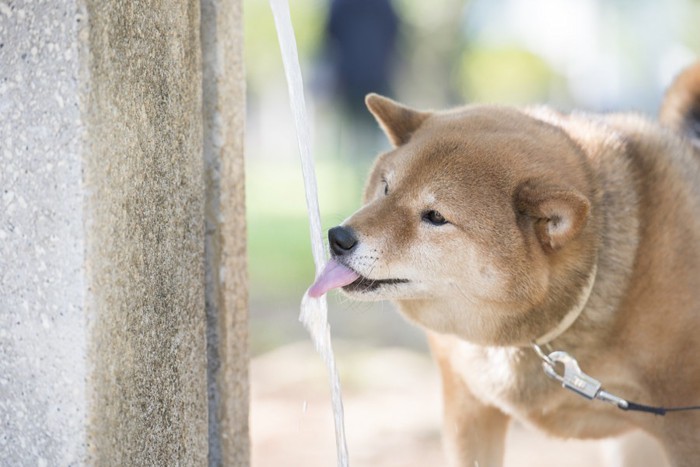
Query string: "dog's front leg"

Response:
xmin=438 ymin=360 xmax=510 ymax=467
xmin=442 ymin=391 xmax=510 ymax=467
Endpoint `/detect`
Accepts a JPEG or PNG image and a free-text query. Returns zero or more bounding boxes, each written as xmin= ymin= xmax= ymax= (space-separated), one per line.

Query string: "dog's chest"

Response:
xmin=449 ymin=342 xmax=544 ymax=413
xmin=444 ymin=340 xmax=635 ymax=437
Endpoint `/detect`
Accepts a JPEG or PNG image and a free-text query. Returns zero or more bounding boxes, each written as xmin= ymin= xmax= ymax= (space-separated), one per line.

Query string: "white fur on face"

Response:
xmin=338 ymin=215 xmax=506 ymax=306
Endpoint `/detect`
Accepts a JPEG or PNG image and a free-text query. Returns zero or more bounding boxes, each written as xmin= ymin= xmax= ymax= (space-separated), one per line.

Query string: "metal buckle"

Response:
xmin=543 ymin=351 xmax=601 ymax=399
xmin=532 ymin=344 xmax=629 ymax=409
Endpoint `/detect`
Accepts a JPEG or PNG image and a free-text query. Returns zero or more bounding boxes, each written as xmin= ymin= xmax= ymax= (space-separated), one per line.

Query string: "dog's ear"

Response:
xmin=365 ymin=93 xmax=430 ymax=147
xmin=515 ymin=182 xmax=590 ymax=252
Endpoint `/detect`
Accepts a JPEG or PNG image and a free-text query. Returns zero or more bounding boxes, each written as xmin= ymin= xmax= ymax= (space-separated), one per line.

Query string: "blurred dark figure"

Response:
xmin=325 ymin=0 xmax=399 ymax=117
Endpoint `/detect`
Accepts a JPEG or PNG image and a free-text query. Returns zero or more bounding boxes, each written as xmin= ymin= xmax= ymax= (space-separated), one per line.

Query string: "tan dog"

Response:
xmin=308 ymin=62 xmax=700 ymax=466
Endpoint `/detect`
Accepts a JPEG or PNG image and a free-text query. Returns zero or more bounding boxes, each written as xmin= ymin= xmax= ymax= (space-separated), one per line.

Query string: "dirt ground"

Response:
xmin=251 ymin=341 xmax=669 ymax=467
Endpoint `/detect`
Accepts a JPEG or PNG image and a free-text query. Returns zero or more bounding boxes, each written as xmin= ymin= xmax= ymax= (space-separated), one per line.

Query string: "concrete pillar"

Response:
xmin=1 ymin=2 xmax=89 ymax=464
xmin=82 ymin=1 xmax=208 ymax=464
xmin=201 ymin=0 xmax=250 ymax=465
xmin=0 ymin=0 xmax=247 ymax=465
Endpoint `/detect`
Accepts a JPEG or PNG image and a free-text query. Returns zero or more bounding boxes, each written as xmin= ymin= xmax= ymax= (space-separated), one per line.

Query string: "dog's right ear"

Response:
xmin=365 ymin=93 xmax=430 ymax=147
xmin=515 ymin=181 xmax=591 ymax=252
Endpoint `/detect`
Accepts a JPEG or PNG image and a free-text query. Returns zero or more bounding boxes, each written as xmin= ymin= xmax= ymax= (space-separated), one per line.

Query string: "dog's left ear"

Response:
xmin=515 ymin=182 xmax=591 ymax=252
xmin=365 ymin=93 xmax=430 ymax=147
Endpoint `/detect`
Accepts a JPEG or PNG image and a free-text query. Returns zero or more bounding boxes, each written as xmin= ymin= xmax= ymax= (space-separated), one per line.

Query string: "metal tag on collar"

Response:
xmin=542 ymin=351 xmax=602 ymax=399
xmin=531 ymin=343 xmax=631 ymax=409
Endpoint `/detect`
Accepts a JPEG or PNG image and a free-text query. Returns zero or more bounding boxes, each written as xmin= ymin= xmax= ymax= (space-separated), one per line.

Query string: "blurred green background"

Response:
xmin=245 ymin=0 xmax=700 ymax=356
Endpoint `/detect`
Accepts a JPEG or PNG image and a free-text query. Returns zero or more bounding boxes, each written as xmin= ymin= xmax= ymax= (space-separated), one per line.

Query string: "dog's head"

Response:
xmin=310 ymin=94 xmax=600 ymax=345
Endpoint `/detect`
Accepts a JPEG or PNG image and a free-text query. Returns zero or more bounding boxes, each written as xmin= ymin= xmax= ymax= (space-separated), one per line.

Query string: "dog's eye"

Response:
xmin=381 ymin=179 xmax=389 ymax=196
xmin=422 ymin=210 xmax=448 ymax=226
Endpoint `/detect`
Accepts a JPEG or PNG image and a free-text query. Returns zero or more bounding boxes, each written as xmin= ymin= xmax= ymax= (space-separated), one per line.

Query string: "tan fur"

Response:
xmin=331 ymin=63 xmax=700 ymax=466
xmin=660 ymin=61 xmax=700 ymax=148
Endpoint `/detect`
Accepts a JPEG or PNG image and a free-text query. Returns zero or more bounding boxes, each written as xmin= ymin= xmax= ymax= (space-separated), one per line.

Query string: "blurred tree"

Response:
xmin=458 ymin=46 xmax=563 ymax=105
xmin=392 ymin=0 xmax=468 ymax=107
xmin=244 ymin=0 xmax=327 ymax=96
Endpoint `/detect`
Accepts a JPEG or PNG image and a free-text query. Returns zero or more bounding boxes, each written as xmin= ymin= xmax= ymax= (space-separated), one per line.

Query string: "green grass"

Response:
xmin=248 ymin=214 xmax=315 ymax=299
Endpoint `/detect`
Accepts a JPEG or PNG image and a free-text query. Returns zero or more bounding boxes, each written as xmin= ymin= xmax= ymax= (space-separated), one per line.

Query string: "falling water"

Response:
xmin=269 ymin=1 xmax=350 ymax=466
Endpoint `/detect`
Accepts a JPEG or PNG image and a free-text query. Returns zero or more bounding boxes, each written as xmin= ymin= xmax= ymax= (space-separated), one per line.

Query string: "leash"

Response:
xmin=532 ymin=343 xmax=700 ymax=416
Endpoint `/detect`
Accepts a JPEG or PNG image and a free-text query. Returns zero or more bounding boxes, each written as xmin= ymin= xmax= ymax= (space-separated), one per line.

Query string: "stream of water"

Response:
xmin=269 ymin=1 xmax=350 ymax=465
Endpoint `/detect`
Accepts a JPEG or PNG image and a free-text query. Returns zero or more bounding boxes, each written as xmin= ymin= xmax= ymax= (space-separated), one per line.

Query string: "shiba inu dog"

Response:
xmin=308 ymin=62 xmax=700 ymax=466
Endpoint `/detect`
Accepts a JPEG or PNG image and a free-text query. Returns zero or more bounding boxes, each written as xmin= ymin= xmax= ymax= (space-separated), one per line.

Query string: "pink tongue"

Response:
xmin=307 ymin=259 xmax=360 ymax=298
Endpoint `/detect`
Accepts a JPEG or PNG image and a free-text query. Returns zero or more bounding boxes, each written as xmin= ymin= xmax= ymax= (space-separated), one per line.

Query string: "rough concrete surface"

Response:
xmin=82 ymin=1 xmax=208 ymax=465
xmin=201 ymin=0 xmax=249 ymax=465
xmin=0 ymin=1 xmax=88 ymax=464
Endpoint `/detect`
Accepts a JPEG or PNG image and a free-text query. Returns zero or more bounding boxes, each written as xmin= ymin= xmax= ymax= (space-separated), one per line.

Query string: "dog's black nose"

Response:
xmin=329 ymin=226 xmax=358 ymax=256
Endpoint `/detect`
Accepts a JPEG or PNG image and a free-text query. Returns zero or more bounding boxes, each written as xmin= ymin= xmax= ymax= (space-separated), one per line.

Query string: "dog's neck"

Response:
xmin=533 ymin=263 xmax=598 ymax=345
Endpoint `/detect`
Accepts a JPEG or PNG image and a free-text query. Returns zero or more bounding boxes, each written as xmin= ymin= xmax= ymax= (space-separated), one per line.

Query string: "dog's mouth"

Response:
xmin=307 ymin=258 xmax=408 ymax=298
xmin=342 ymin=275 xmax=409 ymax=294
